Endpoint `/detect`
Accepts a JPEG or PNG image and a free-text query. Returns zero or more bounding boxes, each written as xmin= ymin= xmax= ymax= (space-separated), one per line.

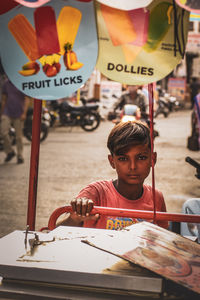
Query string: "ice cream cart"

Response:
xmin=0 ymin=0 xmax=200 ymax=299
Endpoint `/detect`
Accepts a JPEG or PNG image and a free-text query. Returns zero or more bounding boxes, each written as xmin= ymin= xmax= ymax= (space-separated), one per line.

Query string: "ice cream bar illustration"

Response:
xmin=121 ymin=8 xmax=149 ymax=64
xmin=100 ymin=4 xmax=136 ymax=46
xmin=34 ymin=6 xmax=60 ymax=56
xmin=57 ymin=6 xmax=82 ymax=55
xmin=143 ymin=2 xmax=173 ymax=52
xmin=8 ymin=14 xmax=40 ymax=61
xmin=128 ymin=8 xmax=149 ymax=47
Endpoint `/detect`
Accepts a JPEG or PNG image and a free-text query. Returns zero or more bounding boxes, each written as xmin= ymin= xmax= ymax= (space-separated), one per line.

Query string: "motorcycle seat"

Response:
xmin=70 ymin=104 xmax=99 ymax=111
xmin=85 ymin=103 xmax=99 ymax=110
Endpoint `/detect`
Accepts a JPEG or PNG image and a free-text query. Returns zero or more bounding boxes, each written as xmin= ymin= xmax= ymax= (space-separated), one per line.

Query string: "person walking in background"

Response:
xmin=0 ymin=78 xmax=29 ymax=164
xmin=194 ymin=92 xmax=200 ymax=150
xmin=190 ymin=78 xmax=200 ymax=109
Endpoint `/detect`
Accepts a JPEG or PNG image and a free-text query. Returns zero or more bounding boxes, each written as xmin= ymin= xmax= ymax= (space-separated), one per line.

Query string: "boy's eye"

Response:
xmin=138 ymin=155 xmax=148 ymax=160
xmin=118 ymin=156 xmax=127 ymax=161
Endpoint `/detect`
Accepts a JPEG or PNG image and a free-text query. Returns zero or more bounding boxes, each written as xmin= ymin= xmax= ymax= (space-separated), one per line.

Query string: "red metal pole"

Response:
xmin=91 ymin=207 xmax=200 ymax=222
xmin=26 ymin=99 xmax=42 ymax=230
xmin=148 ymin=83 xmax=156 ymax=223
xmin=47 ymin=206 xmax=200 ymax=230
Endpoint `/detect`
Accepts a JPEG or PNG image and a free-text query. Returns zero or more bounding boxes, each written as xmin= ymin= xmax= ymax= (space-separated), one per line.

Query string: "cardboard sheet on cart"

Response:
xmin=82 ymin=222 xmax=200 ymax=295
xmin=0 ymin=222 xmax=200 ymax=294
xmin=0 ymin=226 xmax=162 ymax=294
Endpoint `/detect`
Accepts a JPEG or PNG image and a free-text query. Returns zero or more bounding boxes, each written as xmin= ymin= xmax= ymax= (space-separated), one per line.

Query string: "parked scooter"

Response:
xmin=154 ymin=89 xmax=184 ymax=118
xmin=166 ymin=93 xmax=184 ymax=112
xmin=49 ymin=99 xmax=101 ymax=132
xmin=154 ymin=89 xmax=170 ymax=118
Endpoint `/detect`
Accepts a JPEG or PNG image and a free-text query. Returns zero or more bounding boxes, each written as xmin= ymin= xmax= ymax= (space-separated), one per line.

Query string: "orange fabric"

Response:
xmin=76 ymin=180 xmax=168 ymax=230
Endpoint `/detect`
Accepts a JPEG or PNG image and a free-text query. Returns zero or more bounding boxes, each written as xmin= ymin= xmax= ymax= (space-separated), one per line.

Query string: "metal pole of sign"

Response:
xmin=26 ymin=99 xmax=42 ymax=231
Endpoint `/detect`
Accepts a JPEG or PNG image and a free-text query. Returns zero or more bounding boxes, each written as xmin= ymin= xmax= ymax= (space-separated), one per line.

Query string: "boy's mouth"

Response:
xmin=127 ymin=174 xmax=140 ymax=178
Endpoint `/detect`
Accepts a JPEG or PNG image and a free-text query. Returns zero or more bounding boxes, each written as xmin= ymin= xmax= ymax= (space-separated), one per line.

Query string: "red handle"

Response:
xmin=47 ymin=206 xmax=200 ymax=230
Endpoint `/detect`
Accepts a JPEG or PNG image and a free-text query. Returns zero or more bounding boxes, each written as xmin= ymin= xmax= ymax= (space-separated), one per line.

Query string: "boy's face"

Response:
xmin=108 ymin=144 xmax=156 ymax=186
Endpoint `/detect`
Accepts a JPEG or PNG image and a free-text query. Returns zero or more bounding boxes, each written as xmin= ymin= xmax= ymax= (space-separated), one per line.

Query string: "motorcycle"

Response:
xmin=49 ymin=99 xmax=101 ymax=132
xmin=166 ymin=94 xmax=184 ymax=112
xmin=120 ymin=104 xmax=159 ymax=138
xmin=109 ymin=89 xmax=159 ymax=138
xmin=154 ymin=89 xmax=184 ymax=118
xmin=154 ymin=89 xmax=170 ymax=118
xmin=23 ymin=107 xmax=50 ymax=142
xmin=107 ymin=91 xmax=134 ymax=121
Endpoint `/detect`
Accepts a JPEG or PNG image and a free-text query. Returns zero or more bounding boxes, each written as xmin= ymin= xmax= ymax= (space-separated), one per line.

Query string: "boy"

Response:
xmin=59 ymin=121 xmax=168 ymax=229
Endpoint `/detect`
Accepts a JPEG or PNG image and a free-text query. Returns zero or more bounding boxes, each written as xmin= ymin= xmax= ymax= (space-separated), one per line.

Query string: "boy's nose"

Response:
xmin=129 ymin=159 xmax=137 ymax=170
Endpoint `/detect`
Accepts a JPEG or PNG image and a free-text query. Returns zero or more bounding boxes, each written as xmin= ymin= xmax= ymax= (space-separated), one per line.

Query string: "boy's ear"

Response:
xmin=108 ymin=154 xmax=115 ymax=169
xmin=152 ymin=152 xmax=157 ymax=166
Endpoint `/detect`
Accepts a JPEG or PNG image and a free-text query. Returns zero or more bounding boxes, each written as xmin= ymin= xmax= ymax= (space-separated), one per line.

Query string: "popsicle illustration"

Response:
xmin=143 ymin=2 xmax=173 ymax=52
xmin=57 ymin=6 xmax=82 ymax=55
xmin=100 ymin=4 xmax=136 ymax=46
xmin=57 ymin=6 xmax=83 ymax=71
xmin=34 ymin=6 xmax=60 ymax=56
xmin=128 ymin=8 xmax=149 ymax=47
xmin=8 ymin=14 xmax=40 ymax=61
xmin=121 ymin=8 xmax=150 ymax=64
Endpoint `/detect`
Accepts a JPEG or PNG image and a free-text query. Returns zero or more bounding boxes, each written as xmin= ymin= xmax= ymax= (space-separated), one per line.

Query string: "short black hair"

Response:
xmin=107 ymin=121 xmax=151 ymax=155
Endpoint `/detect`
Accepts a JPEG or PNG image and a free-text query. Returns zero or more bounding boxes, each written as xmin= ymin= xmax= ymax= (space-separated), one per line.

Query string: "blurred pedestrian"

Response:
xmin=194 ymin=92 xmax=200 ymax=149
xmin=0 ymin=78 xmax=30 ymax=164
xmin=190 ymin=78 xmax=200 ymax=109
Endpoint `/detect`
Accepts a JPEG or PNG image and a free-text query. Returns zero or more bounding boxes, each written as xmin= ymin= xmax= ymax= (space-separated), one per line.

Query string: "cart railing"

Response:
xmin=41 ymin=206 xmax=200 ymax=231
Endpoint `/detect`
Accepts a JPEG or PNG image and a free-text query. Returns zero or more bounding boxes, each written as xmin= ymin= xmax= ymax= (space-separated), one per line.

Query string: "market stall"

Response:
xmin=0 ymin=0 xmax=200 ymax=299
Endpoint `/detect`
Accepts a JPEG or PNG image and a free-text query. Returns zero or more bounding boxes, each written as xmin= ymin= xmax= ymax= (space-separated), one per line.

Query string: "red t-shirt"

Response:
xmin=76 ymin=180 xmax=168 ymax=229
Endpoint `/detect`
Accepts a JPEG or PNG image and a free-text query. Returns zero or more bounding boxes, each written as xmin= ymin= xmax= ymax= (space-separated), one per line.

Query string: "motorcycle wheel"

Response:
xmin=24 ymin=122 xmax=49 ymax=142
xmin=81 ymin=112 xmax=100 ymax=132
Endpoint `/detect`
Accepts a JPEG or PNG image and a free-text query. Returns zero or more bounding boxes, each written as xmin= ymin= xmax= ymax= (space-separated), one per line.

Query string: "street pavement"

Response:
xmin=0 ymin=108 xmax=199 ymax=238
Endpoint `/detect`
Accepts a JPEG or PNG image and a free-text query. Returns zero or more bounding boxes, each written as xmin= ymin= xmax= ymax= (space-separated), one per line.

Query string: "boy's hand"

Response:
xmin=70 ymin=197 xmax=99 ymax=222
xmin=56 ymin=198 xmax=99 ymax=227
